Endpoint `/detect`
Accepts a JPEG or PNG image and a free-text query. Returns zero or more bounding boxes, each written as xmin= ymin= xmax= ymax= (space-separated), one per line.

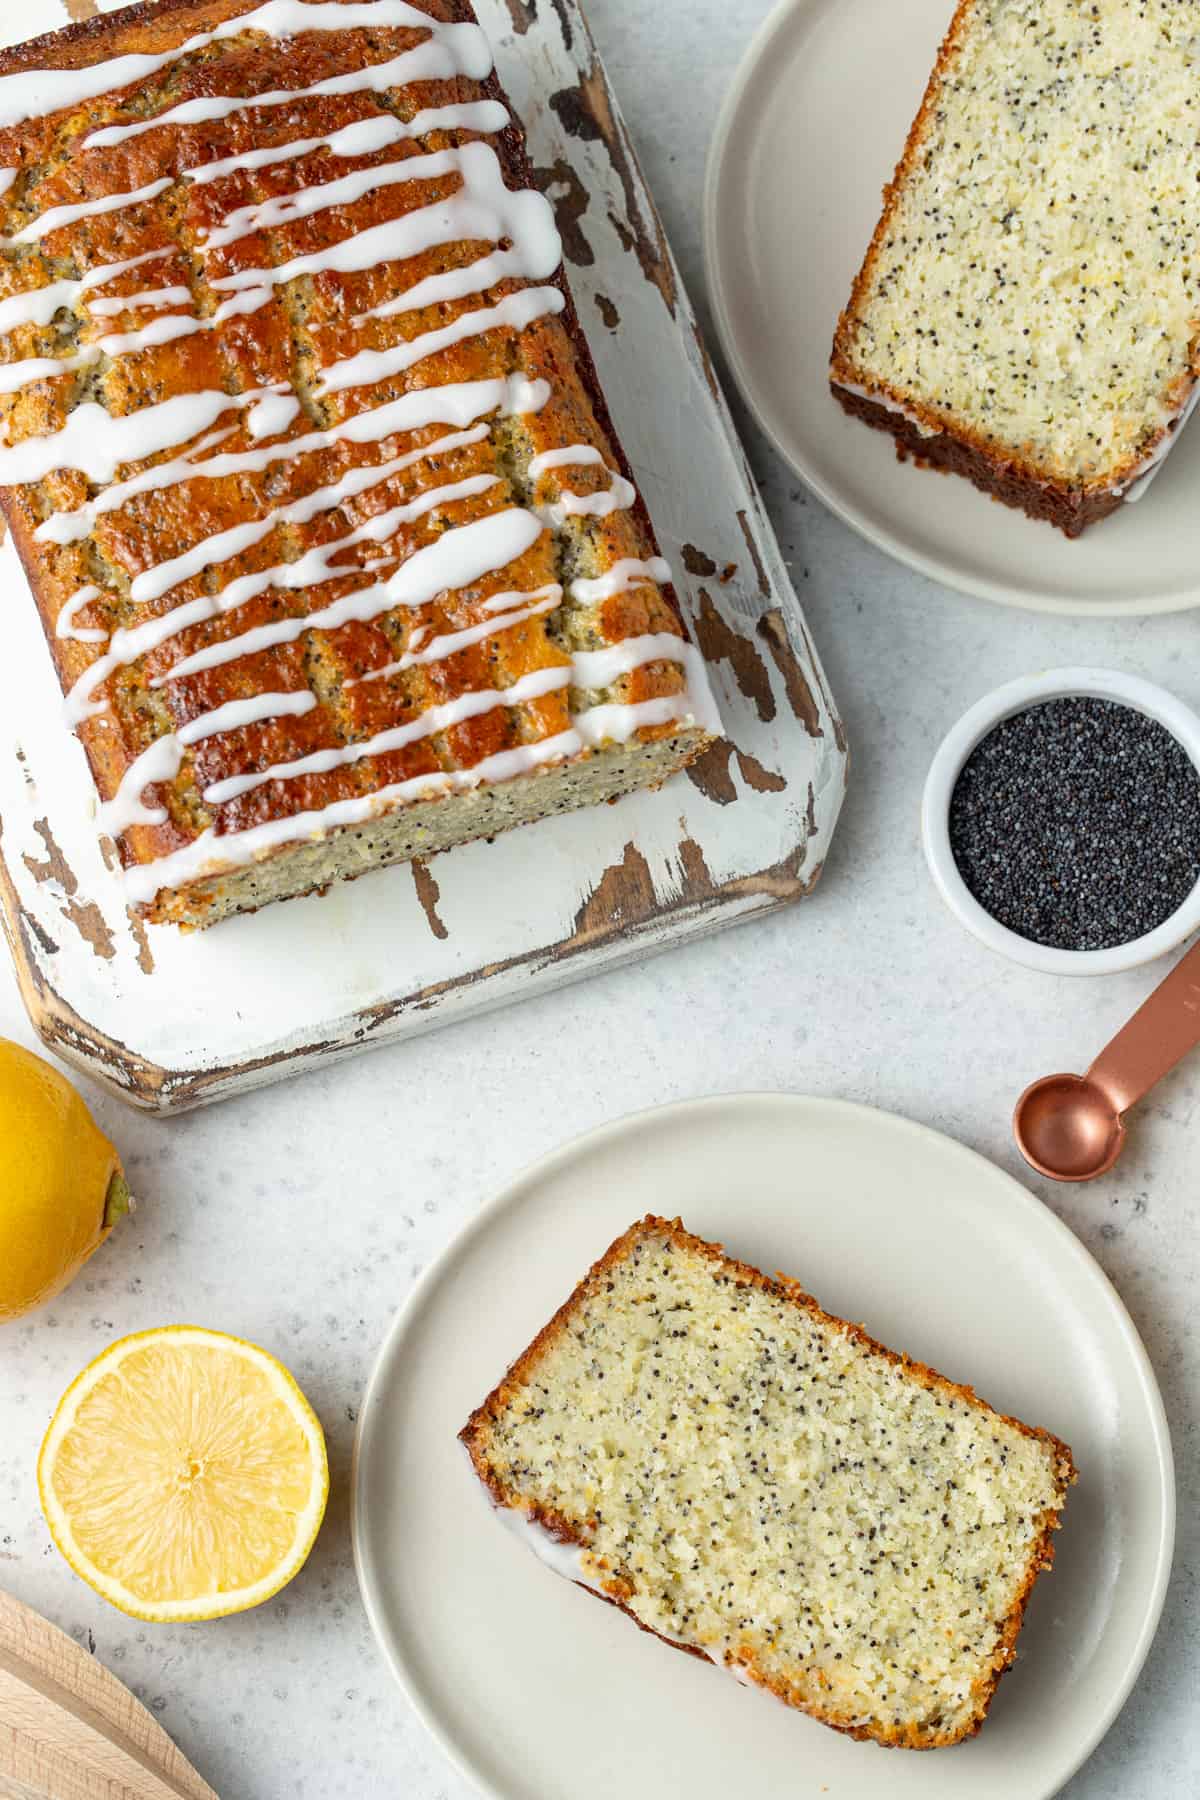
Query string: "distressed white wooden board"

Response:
xmin=0 ymin=0 xmax=848 ymax=1111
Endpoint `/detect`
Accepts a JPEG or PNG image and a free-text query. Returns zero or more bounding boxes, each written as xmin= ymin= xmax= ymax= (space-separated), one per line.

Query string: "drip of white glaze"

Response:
xmin=117 ymin=679 xmax=711 ymax=899
xmin=480 ymin=581 xmax=561 ymax=613
xmin=141 ymin=470 xmax=498 ymax=617
xmin=133 ymin=634 xmax=703 ymax=822
xmin=573 ymin=691 xmax=701 ymax=747
xmin=86 ymin=285 xmax=192 ymax=317
xmin=526 ymin=443 xmax=636 ymax=524
xmin=180 ymin=689 xmax=319 ymax=746
xmin=0 ymin=382 xmax=289 ymax=486
xmin=0 ymin=169 xmax=16 ymax=198
xmin=118 ymin=725 xmax=583 ymax=904
xmin=96 ymin=689 xmax=318 ymax=834
xmin=36 ymin=374 xmax=548 ymax=545
xmin=203 ymin=663 xmax=571 ymax=805
xmin=352 ymin=586 xmax=563 ymax=684
xmin=538 ymin=470 xmax=636 ymax=525
xmin=570 ymin=631 xmax=689 ymax=690
xmin=73 ymin=37 xmax=492 ymax=154
xmin=10 ymin=177 xmax=173 ymax=246
xmin=0 ymin=312 xmax=211 ymax=395
xmin=178 ymin=103 xmax=507 ymax=187
xmin=246 ymin=392 xmax=301 ymax=439
xmin=96 ymin=736 xmax=183 ymax=833
xmin=202 ymin=139 xmax=547 ymax=258
xmin=0 ymin=0 xmax=491 ymax=132
xmin=67 ymin=506 xmax=544 ymax=716
xmin=56 ymin=585 xmax=106 ymax=644
xmin=527 ymin=444 xmax=604 ymax=479
xmin=207 ymin=147 xmax=560 ymax=328
xmin=569 ymin=556 xmax=671 ymax=602
xmin=318 ymin=287 xmax=566 ymax=396
xmin=0 ymin=249 xmax=169 ymax=339
xmin=96 ymin=595 xmax=687 ymax=835
xmin=127 ymin=425 xmax=491 ymax=605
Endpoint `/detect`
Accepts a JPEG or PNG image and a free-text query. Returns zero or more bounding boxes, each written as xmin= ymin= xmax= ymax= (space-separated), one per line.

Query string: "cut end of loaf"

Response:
xmin=146 ymin=727 xmax=710 ymax=926
xmin=462 ymin=1215 xmax=1075 ymax=1749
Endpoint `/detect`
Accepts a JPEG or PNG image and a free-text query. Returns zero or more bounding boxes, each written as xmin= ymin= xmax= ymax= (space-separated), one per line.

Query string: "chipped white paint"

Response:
xmin=0 ymin=0 xmax=847 ymax=1111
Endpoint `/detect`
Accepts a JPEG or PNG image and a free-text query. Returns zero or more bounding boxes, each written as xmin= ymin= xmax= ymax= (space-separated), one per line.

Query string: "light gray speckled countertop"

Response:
xmin=1 ymin=1 xmax=1196 ymax=1796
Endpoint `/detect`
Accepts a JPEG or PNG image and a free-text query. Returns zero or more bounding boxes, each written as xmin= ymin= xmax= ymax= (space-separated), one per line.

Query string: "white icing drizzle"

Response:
xmin=96 ymin=736 xmax=184 ymax=833
xmin=539 ymin=472 xmax=636 ymax=525
xmin=10 ymin=178 xmax=173 ymax=247
xmin=526 ymin=443 xmax=637 ymax=525
xmin=36 ymin=375 xmax=548 ymax=545
xmin=0 ymin=312 xmax=211 ymax=394
xmin=569 ymin=556 xmax=672 ymax=602
xmin=573 ymin=691 xmax=701 ymax=748
xmin=127 ymin=425 xmax=491 ymax=605
xmin=528 ymin=444 xmax=604 ymax=479
xmin=0 ymin=0 xmax=717 ymax=895
xmin=481 ymin=581 xmax=562 ymax=613
xmin=570 ymin=631 xmax=690 ymax=690
xmin=86 ymin=285 xmax=192 ymax=317
xmin=65 ymin=507 xmax=545 ymax=720
xmin=0 ymin=383 xmax=289 ymax=486
xmin=207 ymin=149 xmax=560 ymax=330
xmin=352 ymin=585 xmax=563 ymax=683
xmin=177 ymin=103 xmax=507 ymax=188
xmin=118 ymin=726 xmax=583 ymax=904
xmin=202 ymin=663 xmax=571 ymax=806
xmin=0 ymin=0 xmax=490 ymax=132
xmin=246 ymin=392 xmax=302 ymax=440
xmin=56 ymin=584 xmax=106 ymax=644
xmin=318 ymin=287 xmax=567 ymax=396
xmin=96 ymin=690 xmax=318 ymax=834
xmin=0 ymin=169 xmax=17 ymax=198
xmin=0 ymin=250 xmax=169 ymax=339
xmin=116 ymin=681 xmax=709 ymax=899
xmin=114 ymin=626 xmax=703 ymax=826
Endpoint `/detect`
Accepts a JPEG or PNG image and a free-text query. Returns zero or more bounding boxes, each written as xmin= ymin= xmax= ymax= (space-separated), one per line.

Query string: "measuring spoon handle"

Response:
xmin=1088 ymin=938 xmax=1200 ymax=1117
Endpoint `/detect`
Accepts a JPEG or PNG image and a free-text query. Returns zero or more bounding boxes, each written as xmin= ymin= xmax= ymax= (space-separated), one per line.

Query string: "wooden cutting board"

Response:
xmin=0 ymin=1591 xmax=218 ymax=1800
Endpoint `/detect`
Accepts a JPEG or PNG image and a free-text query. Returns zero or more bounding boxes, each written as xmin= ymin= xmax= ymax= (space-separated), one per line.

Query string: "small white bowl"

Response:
xmin=922 ymin=667 xmax=1200 ymax=975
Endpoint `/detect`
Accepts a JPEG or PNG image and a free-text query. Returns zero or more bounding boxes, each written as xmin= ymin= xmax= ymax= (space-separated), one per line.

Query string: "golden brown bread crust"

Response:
xmin=828 ymin=0 xmax=1192 ymax=537
xmin=830 ymin=383 xmax=1126 ymax=537
xmin=0 ymin=0 xmax=710 ymax=919
xmin=461 ymin=1214 xmax=1076 ymax=1750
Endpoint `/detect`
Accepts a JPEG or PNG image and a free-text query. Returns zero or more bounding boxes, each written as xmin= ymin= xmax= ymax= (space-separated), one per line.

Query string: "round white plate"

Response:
xmin=703 ymin=0 xmax=1200 ymax=614
xmin=352 ymin=1095 xmax=1174 ymax=1800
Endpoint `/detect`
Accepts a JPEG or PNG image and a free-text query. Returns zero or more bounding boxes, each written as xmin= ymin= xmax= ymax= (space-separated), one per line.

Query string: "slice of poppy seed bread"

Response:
xmin=460 ymin=1216 xmax=1075 ymax=1749
xmin=830 ymin=0 xmax=1200 ymax=535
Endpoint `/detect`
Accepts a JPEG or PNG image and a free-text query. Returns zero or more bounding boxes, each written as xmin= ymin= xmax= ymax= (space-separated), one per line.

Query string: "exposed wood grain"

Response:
xmin=758 ymin=610 xmax=823 ymax=737
xmin=0 ymin=1592 xmax=217 ymax=1800
xmin=693 ymin=593 xmax=776 ymax=724
xmin=551 ymin=62 xmax=677 ymax=314
xmin=411 ymin=861 xmax=449 ymax=941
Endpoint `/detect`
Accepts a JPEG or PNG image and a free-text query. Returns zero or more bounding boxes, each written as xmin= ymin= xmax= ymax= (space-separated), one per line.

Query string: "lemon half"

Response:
xmin=39 ymin=1327 xmax=328 ymax=1621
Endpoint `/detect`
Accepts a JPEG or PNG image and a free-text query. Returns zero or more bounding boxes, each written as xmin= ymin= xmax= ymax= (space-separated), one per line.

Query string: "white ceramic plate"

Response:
xmin=352 ymin=1094 xmax=1173 ymax=1800
xmin=703 ymin=0 xmax=1200 ymax=615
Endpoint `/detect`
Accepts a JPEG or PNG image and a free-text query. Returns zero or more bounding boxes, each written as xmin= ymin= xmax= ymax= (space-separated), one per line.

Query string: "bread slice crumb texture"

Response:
xmin=834 ymin=0 xmax=1200 ymax=490
xmin=461 ymin=1217 xmax=1075 ymax=1749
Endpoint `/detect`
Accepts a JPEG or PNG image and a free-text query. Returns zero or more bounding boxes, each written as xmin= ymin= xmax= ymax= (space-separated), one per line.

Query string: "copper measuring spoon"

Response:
xmin=1014 ymin=939 xmax=1200 ymax=1180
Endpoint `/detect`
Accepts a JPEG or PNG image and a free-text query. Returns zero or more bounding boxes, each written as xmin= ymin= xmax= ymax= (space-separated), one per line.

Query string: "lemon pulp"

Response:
xmin=39 ymin=1327 xmax=328 ymax=1620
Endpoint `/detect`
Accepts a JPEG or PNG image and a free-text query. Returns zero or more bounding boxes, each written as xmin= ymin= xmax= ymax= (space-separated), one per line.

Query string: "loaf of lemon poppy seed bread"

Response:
xmin=0 ymin=0 xmax=717 ymax=927
xmin=461 ymin=1216 xmax=1075 ymax=1749
xmin=831 ymin=0 xmax=1200 ymax=536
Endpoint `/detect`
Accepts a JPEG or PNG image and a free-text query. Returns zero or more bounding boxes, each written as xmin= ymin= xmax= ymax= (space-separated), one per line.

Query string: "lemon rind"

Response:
xmin=38 ymin=1324 xmax=329 ymax=1622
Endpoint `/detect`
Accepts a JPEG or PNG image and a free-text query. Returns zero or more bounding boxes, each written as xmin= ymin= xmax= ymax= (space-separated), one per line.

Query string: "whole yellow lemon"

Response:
xmin=0 ymin=1039 xmax=129 ymax=1322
